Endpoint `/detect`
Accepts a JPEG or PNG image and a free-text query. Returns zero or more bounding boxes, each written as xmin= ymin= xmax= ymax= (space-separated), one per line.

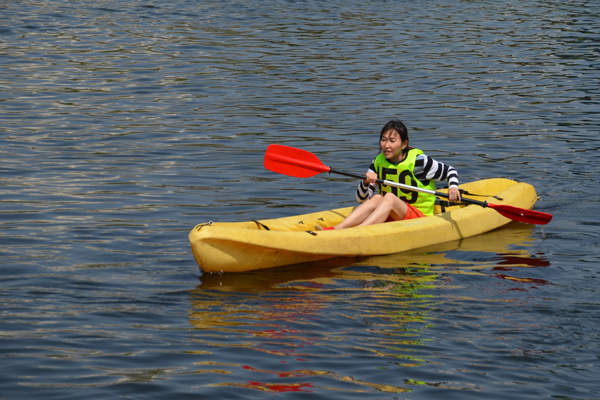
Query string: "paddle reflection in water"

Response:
xmin=187 ymin=223 xmax=547 ymax=395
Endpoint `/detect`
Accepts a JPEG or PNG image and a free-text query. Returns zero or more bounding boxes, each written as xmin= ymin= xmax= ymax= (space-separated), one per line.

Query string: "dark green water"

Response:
xmin=1 ymin=0 xmax=599 ymax=398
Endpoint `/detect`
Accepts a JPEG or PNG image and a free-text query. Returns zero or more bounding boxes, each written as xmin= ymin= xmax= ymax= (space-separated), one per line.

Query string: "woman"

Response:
xmin=321 ymin=119 xmax=461 ymax=230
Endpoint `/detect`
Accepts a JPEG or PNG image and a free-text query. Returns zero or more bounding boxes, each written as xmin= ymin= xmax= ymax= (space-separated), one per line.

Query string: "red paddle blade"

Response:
xmin=264 ymin=144 xmax=330 ymax=178
xmin=488 ymin=203 xmax=553 ymax=225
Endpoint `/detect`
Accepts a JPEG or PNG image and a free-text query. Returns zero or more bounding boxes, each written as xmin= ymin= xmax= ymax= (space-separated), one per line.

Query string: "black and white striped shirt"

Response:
xmin=356 ymin=153 xmax=459 ymax=203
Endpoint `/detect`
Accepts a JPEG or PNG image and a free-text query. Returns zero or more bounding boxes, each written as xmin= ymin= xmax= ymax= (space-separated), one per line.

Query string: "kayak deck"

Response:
xmin=189 ymin=179 xmax=538 ymax=273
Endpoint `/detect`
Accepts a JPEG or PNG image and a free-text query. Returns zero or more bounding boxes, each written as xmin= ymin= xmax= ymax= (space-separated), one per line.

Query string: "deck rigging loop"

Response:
xmin=436 ymin=198 xmax=466 ymax=213
xmin=194 ymin=221 xmax=213 ymax=231
xmin=252 ymin=220 xmax=271 ymax=231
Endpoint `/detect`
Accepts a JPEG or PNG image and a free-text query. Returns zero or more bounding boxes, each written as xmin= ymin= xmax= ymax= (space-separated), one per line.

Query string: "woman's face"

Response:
xmin=380 ymin=129 xmax=408 ymax=163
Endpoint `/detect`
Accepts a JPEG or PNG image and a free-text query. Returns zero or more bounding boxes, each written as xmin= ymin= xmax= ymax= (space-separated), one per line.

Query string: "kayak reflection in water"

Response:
xmin=319 ymin=119 xmax=462 ymax=231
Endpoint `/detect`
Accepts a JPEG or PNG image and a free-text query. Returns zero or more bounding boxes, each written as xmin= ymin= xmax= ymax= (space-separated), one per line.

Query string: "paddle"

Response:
xmin=264 ymin=144 xmax=553 ymax=225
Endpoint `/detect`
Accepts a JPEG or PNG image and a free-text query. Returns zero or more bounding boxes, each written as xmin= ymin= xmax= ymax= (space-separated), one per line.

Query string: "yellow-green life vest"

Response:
xmin=374 ymin=148 xmax=436 ymax=216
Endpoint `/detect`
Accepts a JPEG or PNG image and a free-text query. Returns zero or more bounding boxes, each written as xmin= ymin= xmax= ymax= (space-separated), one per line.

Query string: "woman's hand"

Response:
xmin=448 ymin=186 xmax=461 ymax=202
xmin=363 ymin=171 xmax=378 ymax=186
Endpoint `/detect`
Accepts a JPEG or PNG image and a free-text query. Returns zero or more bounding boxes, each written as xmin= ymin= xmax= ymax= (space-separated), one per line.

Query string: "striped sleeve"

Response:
xmin=413 ymin=154 xmax=459 ymax=188
xmin=356 ymin=160 xmax=377 ymax=203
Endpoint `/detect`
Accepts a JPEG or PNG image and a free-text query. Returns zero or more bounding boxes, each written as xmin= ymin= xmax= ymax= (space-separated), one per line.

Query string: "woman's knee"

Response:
xmin=382 ymin=192 xmax=400 ymax=204
xmin=366 ymin=194 xmax=383 ymax=206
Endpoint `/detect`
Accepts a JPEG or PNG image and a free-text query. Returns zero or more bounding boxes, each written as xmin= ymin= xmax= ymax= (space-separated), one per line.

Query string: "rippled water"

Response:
xmin=1 ymin=0 xmax=599 ymax=398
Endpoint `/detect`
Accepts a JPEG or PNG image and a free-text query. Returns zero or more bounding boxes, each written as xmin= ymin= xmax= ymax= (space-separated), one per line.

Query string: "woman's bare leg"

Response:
xmin=356 ymin=193 xmax=408 ymax=227
xmin=333 ymin=195 xmax=383 ymax=229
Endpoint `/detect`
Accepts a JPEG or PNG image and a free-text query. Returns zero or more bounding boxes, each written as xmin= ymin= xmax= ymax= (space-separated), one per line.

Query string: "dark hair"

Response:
xmin=379 ymin=119 xmax=409 ymax=153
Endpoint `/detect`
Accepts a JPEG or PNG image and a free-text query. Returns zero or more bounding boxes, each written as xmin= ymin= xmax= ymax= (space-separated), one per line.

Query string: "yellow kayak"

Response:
xmin=189 ymin=178 xmax=539 ymax=273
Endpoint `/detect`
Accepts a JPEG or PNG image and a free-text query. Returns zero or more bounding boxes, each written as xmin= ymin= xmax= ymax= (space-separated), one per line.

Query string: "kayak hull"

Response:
xmin=189 ymin=179 xmax=539 ymax=273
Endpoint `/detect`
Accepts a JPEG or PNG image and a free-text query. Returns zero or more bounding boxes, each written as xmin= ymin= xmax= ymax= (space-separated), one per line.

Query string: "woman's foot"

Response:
xmin=315 ymin=225 xmax=335 ymax=231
